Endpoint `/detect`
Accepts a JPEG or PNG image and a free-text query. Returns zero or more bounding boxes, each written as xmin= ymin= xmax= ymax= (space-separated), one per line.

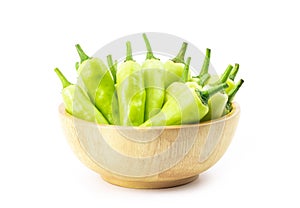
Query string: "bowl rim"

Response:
xmin=58 ymin=102 xmax=240 ymax=130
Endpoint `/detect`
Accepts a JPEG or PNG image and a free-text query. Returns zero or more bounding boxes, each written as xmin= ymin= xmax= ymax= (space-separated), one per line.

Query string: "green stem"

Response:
xmin=125 ymin=41 xmax=135 ymax=62
xmin=228 ymin=79 xmax=244 ymax=103
xmin=75 ymin=44 xmax=90 ymax=63
xmin=196 ymin=83 xmax=228 ymax=105
xmin=107 ymin=55 xmax=113 ymax=66
xmin=217 ymin=64 xmax=233 ymax=84
xmin=54 ymin=68 xmax=71 ymax=88
xmin=182 ymin=57 xmax=191 ymax=82
xmin=226 ymin=79 xmax=244 ymax=112
xmin=107 ymin=54 xmax=117 ymax=83
xmin=171 ymin=42 xmax=188 ymax=64
xmin=142 ymin=33 xmax=159 ymax=60
xmin=199 ymin=48 xmax=211 ymax=77
xmin=199 ymin=73 xmax=211 ymax=86
xmin=229 ymin=63 xmax=239 ymax=81
xmin=75 ymin=62 xmax=79 ymax=71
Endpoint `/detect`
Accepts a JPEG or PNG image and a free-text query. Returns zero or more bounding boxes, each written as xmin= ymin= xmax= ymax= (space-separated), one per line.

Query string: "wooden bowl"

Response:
xmin=58 ymin=103 xmax=240 ymax=189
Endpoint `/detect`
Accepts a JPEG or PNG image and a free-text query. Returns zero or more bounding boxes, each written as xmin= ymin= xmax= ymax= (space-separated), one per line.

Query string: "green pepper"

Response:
xmin=224 ymin=79 xmax=244 ymax=114
xmin=201 ymin=65 xmax=233 ymax=121
xmin=165 ymin=57 xmax=201 ymax=101
xmin=187 ymin=56 xmax=228 ymax=122
xmin=140 ymin=82 xmax=228 ymax=126
xmin=170 ymin=57 xmax=202 ymax=98
xmin=164 ymin=42 xmax=189 ymax=87
xmin=54 ymin=68 xmax=108 ymax=124
xmin=116 ymin=41 xmax=146 ymax=126
xmin=201 ymin=92 xmax=228 ymax=121
xmin=75 ymin=44 xmax=116 ymax=124
xmin=106 ymin=55 xmax=120 ymax=125
xmin=142 ymin=33 xmax=165 ymax=120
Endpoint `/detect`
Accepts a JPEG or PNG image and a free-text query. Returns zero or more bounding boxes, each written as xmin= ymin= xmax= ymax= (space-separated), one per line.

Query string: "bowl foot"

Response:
xmin=100 ymin=175 xmax=199 ymax=189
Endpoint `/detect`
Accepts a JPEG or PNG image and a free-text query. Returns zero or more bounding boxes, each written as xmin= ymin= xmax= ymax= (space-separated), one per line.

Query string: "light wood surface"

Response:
xmin=59 ymin=103 xmax=240 ymax=189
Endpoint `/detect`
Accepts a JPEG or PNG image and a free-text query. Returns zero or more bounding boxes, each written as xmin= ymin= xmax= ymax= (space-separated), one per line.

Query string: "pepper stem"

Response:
xmin=229 ymin=63 xmax=239 ymax=81
xmin=107 ymin=54 xmax=117 ymax=83
xmin=75 ymin=44 xmax=90 ymax=63
xmin=54 ymin=68 xmax=71 ymax=88
xmin=199 ymin=48 xmax=211 ymax=77
xmin=75 ymin=62 xmax=79 ymax=71
xmin=199 ymin=73 xmax=211 ymax=86
xmin=182 ymin=57 xmax=191 ymax=82
xmin=125 ymin=41 xmax=135 ymax=62
xmin=226 ymin=79 xmax=244 ymax=112
xmin=228 ymin=79 xmax=244 ymax=103
xmin=196 ymin=83 xmax=228 ymax=104
xmin=171 ymin=42 xmax=188 ymax=64
xmin=142 ymin=33 xmax=159 ymax=60
xmin=217 ymin=64 xmax=233 ymax=84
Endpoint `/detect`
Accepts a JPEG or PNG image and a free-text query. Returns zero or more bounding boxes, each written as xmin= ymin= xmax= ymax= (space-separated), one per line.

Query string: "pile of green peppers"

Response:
xmin=55 ymin=33 xmax=244 ymax=126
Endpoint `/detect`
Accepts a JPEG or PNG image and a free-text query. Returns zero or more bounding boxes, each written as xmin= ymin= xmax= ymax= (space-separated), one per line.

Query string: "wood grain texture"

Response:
xmin=59 ymin=103 xmax=240 ymax=189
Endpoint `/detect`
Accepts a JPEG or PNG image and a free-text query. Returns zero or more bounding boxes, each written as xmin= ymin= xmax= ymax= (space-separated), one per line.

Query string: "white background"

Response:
xmin=1 ymin=0 xmax=299 ymax=207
